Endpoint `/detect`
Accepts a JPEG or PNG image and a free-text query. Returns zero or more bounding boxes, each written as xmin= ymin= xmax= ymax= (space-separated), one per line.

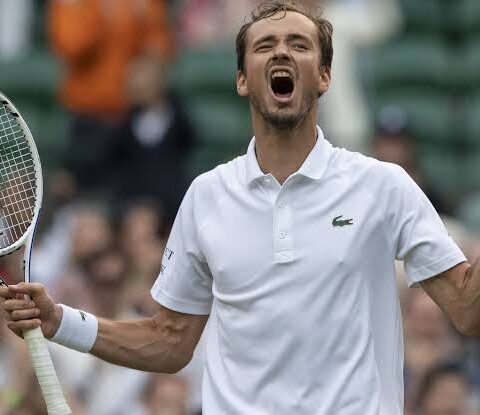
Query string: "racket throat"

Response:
xmin=0 ymin=275 xmax=8 ymax=287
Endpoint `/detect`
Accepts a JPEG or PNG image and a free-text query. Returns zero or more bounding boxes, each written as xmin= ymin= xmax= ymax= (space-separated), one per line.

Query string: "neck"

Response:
xmin=252 ymin=114 xmax=317 ymax=184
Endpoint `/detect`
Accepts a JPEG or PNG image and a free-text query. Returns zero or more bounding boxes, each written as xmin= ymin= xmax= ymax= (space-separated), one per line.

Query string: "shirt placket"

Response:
xmin=273 ymin=187 xmax=293 ymax=263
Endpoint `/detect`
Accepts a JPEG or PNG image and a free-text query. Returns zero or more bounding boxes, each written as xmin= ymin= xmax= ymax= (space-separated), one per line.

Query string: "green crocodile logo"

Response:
xmin=332 ymin=215 xmax=353 ymax=227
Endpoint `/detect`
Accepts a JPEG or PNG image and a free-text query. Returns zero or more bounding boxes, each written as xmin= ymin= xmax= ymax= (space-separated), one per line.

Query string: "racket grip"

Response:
xmin=23 ymin=327 xmax=73 ymax=415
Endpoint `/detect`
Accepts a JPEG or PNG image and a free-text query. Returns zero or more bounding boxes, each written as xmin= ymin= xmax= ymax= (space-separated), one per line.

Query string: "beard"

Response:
xmin=250 ymin=91 xmax=317 ymax=130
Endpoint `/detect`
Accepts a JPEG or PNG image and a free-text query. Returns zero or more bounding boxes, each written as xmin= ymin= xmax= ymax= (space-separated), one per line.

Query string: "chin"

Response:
xmin=251 ymin=93 xmax=314 ymax=130
xmin=268 ymin=114 xmax=301 ymax=130
xmin=263 ymin=105 xmax=307 ymax=129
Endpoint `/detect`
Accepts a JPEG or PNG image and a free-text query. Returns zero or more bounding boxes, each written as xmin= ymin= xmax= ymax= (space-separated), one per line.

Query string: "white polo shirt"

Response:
xmin=151 ymin=127 xmax=466 ymax=415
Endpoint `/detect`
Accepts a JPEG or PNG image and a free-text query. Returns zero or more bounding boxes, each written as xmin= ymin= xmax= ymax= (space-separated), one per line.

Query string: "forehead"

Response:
xmin=246 ymin=11 xmax=318 ymax=47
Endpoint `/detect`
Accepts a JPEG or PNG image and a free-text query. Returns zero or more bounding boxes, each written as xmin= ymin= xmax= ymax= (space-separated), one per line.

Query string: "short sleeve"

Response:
xmin=151 ymin=182 xmax=213 ymax=315
xmin=387 ymin=165 xmax=466 ymax=287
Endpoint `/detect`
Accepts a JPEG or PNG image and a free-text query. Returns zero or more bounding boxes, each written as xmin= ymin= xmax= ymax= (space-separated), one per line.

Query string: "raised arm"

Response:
xmin=420 ymin=258 xmax=480 ymax=337
xmin=0 ymin=283 xmax=208 ymax=374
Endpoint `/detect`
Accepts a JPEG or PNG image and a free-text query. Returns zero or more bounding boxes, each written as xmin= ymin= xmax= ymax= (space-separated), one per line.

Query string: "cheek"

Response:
xmin=249 ymin=73 xmax=265 ymax=91
xmin=300 ymin=70 xmax=321 ymax=94
xmin=245 ymin=56 xmax=268 ymax=83
xmin=298 ymin=60 xmax=321 ymax=85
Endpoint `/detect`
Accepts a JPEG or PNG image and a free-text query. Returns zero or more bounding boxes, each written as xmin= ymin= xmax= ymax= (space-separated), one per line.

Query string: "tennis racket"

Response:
xmin=0 ymin=92 xmax=72 ymax=414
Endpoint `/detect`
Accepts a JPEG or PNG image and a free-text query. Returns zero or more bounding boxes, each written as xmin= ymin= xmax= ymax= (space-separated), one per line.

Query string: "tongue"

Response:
xmin=274 ymin=91 xmax=292 ymax=99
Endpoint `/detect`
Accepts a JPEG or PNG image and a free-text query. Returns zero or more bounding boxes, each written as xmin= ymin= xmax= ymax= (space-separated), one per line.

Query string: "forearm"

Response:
xmin=460 ymin=256 xmax=480 ymax=336
xmin=1 ymin=283 xmax=207 ymax=372
xmin=91 ymin=317 xmax=192 ymax=374
xmin=421 ymin=260 xmax=480 ymax=337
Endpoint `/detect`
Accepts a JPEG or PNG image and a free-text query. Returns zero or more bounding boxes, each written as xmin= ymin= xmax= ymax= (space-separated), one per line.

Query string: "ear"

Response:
xmin=318 ymin=66 xmax=331 ymax=97
xmin=237 ymin=70 xmax=249 ymax=97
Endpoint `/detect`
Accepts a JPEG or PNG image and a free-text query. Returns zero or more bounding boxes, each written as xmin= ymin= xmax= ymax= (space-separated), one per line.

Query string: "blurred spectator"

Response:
xmin=47 ymin=0 xmax=175 ymax=195
xmin=3 ymin=362 xmax=84 ymax=415
xmin=414 ymin=362 xmax=475 ymax=415
xmin=111 ymin=54 xmax=195 ymax=221
xmin=52 ymin=205 xmax=117 ymax=316
xmin=47 ymin=237 xmax=149 ymax=415
xmin=402 ymin=289 xmax=465 ymax=413
xmin=0 ymin=321 xmax=30 ymax=414
xmin=32 ymin=202 xmax=114 ymax=292
xmin=320 ymin=0 xmax=401 ymax=152
xmin=6 ymin=371 xmax=49 ymax=415
xmin=371 ymin=106 xmax=449 ymax=215
xmin=134 ymin=374 xmax=190 ymax=415
xmin=118 ymin=200 xmax=167 ymax=316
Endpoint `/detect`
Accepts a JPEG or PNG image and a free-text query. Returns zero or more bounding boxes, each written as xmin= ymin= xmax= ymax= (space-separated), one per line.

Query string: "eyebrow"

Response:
xmin=251 ymin=32 xmax=314 ymax=49
xmin=252 ymin=34 xmax=276 ymax=48
xmin=286 ymin=33 xmax=313 ymax=44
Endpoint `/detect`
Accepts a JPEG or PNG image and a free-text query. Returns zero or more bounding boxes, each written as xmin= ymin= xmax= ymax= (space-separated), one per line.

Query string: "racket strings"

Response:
xmin=0 ymin=105 xmax=37 ymax=248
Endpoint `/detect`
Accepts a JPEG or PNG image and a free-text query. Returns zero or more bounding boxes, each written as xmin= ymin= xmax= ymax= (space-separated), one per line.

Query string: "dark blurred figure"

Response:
xmin=372 ymin=107 xmax=449 ymax=215
xmin=111 ymin=54 xmax=195 ymax=221
xmin=118 ymin=200 xmax=167 ymax=317
xmin=47 ymin=0 xmax=175 ymax=197
xmin=402 ymin=289 xmax=465 ymax=413
xmin=414 ymin=362 xmax=475 ymax=415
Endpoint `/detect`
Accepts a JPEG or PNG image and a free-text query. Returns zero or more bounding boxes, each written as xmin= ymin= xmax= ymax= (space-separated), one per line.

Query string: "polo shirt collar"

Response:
xmin=245 ymin=125 xmax=332 ymax=185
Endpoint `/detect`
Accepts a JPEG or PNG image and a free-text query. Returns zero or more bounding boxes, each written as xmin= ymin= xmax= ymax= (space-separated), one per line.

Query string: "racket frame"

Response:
xmin=0 ymin=92 xmax=72 ymax=415
xmin=0 ymin=92 xmax=43 ymax=262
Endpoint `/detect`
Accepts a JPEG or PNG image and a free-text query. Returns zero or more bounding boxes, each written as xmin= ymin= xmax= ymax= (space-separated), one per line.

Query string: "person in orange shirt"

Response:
xmin=47 ymin=0 xmax=175 ymax=193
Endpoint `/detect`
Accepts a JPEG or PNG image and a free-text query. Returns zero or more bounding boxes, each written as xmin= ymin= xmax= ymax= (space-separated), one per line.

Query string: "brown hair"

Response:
xmin=235 ymin=1 xmax=333 ymax=73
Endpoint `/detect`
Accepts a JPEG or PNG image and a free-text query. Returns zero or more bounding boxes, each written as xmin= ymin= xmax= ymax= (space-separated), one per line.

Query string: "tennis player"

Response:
xmin=1 ymin=2 xmax=480 ymax=414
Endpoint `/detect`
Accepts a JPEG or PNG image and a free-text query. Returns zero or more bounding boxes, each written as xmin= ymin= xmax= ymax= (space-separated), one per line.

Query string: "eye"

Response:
xmin=293 ymin=43 xmax=308 ymax=50
xmin=255 ymin=44 xmax=273 ymax=52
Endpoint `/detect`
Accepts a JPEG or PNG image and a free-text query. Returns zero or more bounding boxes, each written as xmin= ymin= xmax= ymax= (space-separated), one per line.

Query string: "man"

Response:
xmin=1 ymin=2 xmax=480 ymax=414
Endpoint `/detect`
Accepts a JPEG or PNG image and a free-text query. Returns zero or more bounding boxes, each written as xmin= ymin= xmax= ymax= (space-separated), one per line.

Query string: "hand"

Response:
xmin=0 ymin=283 xmax=63 ymax=339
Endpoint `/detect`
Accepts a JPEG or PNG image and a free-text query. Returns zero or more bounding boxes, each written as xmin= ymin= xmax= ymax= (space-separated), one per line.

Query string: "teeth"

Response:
xmin=272 ymin=71 xmax=291 ymax=79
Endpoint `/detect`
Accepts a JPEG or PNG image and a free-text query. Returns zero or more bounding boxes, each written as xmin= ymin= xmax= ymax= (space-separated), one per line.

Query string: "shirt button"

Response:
xmin=279 ymin=232 xmax=286 ymax=239
xmin=278 ymin=201 xmax=286 ymax=208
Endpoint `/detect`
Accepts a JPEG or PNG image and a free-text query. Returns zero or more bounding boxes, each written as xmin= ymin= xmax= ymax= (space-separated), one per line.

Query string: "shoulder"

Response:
xmin=192 ymin=154 xmax=246 ymax=187
xmin=184 ymin=154 xmax=247 ymax=206
xmin=327 ymin=146 xmax=411 ymax=192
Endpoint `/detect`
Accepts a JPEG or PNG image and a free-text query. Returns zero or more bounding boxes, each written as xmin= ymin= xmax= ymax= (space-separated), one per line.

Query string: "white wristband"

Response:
xmin=50 ymin=304 xmax=98 ymax=353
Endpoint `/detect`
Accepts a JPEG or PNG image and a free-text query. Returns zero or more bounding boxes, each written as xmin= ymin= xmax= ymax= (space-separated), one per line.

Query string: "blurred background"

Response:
xmin=0 ymin=0 xmax=480 ymax=414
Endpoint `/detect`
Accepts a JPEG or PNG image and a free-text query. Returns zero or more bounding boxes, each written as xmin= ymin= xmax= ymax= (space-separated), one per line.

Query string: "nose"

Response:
xmin=272 ymin=42 xmax=291 ymax=61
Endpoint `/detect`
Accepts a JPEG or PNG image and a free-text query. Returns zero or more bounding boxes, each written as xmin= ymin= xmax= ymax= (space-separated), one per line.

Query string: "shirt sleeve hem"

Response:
xmin=406 ymin=252 xmax=467 ymax=288
xmin=150 ymin=288 xmax=212 ymax=315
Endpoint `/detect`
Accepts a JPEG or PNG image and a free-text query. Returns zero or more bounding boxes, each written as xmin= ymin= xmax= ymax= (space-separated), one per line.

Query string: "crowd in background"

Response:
xmin=0 ymin=1 xmax=480 ymax=414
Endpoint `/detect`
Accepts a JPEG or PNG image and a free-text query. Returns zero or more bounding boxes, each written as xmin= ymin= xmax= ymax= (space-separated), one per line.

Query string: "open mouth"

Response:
xmin=270 ymin=71 xmax=294 ymax=100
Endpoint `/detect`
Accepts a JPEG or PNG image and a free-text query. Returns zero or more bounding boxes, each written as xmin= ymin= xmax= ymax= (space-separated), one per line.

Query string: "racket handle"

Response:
xmin=23 ymin=327 xmax=73 ymax=415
